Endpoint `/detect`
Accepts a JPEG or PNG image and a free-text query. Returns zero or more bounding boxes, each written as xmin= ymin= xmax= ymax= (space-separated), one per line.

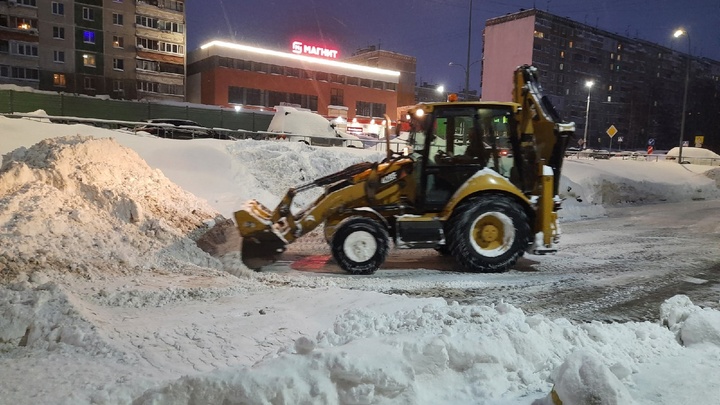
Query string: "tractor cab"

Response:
xmin=406 ymin=101 xmax=520 ymax=210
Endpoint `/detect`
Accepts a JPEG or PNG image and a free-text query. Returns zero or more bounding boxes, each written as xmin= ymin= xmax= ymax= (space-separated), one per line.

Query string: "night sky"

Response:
xmin=186 ymin=0 xmax=720 ymax=94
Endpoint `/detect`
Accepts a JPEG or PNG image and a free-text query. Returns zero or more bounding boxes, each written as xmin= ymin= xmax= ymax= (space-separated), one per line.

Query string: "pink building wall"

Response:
xmin=481 ymin=15 xmax=536 ymax=102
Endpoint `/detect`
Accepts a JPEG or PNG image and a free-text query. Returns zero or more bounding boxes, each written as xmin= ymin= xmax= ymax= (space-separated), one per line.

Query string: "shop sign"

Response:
xmin=291 ymin=41 xmax=339 ymax=59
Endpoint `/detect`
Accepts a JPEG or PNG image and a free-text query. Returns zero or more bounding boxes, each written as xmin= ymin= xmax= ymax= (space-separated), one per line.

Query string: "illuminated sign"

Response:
xmin=291 ymin=41 xmax=339 ymax=59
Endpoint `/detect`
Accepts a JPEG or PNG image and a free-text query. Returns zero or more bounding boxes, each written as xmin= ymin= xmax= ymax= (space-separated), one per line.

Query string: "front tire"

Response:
xmin=447 ymin=194 xmax=530 ymax=273
xmin=331 ymin=217 xmax=389 ymax=275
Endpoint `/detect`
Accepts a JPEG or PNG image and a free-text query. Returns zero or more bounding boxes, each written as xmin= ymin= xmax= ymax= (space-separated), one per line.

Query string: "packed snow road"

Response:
xmin=271 ymin=199 xmax=720 ymax=323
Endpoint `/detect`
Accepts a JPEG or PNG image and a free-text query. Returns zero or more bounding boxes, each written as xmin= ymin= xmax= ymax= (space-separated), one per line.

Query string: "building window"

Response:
xmin=53 ymin=50 xmax=64 ymax=63
xmin=16 ymin=18 xmax=37 ymax=30
xmin=84 ymin=77 xmax=95 ymax=89
xmin=113 ymin=36 xmax=124 ymax=48
xmin=82 ymin=54 xmax=96 ymax=67
xmin=11 ymin=67 xmax=39 ymax=80
xmin=52 ymin=26 xmax=64 ymax=39
xmin=0 ymin=40 xmax=8 ymax=53
xmin=82 ymin=7 xmax=95 ymax=21
xmin=136 ymin=37 xmax=184 ymax=55
xmin=228 ymin=86 xmax=243 ymax=104
xmin=166 ymin=0 xmax=184 ymax=12
xmin=13 ymin=43 xmax=38 ymax=57
xmin=83 ymin=31 xmax=95 ymax=44
xmin=246 ymin=88 xmax=262 ymax=105
xmin=112 ymin=13 xmax=123 ymax=26
xmin=53 ymin=73 xmax=66 ymax=86
xmin=113 ymin=58 xmax=124 ymax=71
xmin=330 ymin=88 xmax=344 ymax=105
xmin=360 ymin=78 xmax=371 ymax=88
xmin=113 ymin=80 xmax=123 ymax=93
xmin=51 ymin=2 xmax=64 ymax=15
xmin=17 ymin=0 xmax=37 ymax=6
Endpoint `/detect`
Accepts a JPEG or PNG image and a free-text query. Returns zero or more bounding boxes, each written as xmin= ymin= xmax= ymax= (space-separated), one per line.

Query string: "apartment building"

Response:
xmin=482 ymin=9 xmax=720 ymax=151
xmin=0 ymin=0 xmax=186 ymax=101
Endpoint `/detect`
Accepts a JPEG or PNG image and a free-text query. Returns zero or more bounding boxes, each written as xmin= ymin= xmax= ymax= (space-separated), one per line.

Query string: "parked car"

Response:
xmin=266 ymin=106 xmax=364 ymax=148
xmin=135 ymin=119 xmax=213 ymax=139
xmin=589 ymin=149 xmax=612 ymax=159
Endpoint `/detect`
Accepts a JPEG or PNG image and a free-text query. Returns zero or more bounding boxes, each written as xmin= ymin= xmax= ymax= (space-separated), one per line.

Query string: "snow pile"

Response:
xmin=131 ymin=297 xmax=720 ymax=405
xmin=0 ymin=135 xmax=222 ymax=283
xmin=558 ymin=159 xmax=720 ymax=219
xmin=225 ymin=139 xmax=384 ymax=210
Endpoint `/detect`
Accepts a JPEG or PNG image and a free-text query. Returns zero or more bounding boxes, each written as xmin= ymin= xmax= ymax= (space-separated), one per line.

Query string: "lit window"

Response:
xmin=569 ymin=41 xmax=573 ymax=48
xmin=83 ymin=31 xmax=95 ymax=44
xmin=113 ymin=36 xmax=124 ymax=48
xmin=82 ymin=54 xmax=96 ymax=67
xmin=53 ymin=73 xmax=66 ymax=86
xmin=607 ymin=96 xmax=612 ymax=102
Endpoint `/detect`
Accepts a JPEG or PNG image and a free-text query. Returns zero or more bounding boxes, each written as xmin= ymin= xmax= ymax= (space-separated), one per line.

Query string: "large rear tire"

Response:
xmin=331 ymin=217 xmax=389 ymax=275
xmin=447 ymin=194 xmax=530 ymax=273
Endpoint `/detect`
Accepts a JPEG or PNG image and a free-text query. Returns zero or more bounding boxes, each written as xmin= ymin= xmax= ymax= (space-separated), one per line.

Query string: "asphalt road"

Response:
xmin=269 ymin=199 xmax=720 ymax=323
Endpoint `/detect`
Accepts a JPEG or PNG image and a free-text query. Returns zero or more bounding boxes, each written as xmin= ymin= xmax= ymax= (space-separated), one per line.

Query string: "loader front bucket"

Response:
xmin=241 ymin=231 xmax=287 ymax=270
xmin=234 ymin=200 xmax=288 ymax=270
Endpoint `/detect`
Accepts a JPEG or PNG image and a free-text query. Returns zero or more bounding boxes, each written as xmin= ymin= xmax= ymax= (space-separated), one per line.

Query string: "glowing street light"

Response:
xmin=673 ymin=28 xmax=691 ymax=164
xmin=583 ymin=80 xmax=594 ymax=149
xmin=436 ymin=85 xmax=445 ymax=102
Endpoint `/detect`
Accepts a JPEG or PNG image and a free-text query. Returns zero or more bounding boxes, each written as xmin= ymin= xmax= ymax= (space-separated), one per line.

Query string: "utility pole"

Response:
xmin=465 ymin=0 xmax=473 ymax=101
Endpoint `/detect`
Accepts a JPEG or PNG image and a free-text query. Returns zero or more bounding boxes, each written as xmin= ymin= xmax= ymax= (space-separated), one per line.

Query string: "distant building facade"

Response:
xmin=482 ymin=8 xmax=720 ymax=151
xmin=344 ymin=45 xmax=416 ymax=109
xmin=186 ymin=40 xmax=401 ymax=120
xmin=0 ymin=0 xmax=186 ymax=101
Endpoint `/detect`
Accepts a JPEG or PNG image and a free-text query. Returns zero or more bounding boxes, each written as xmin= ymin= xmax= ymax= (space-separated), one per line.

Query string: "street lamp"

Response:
xmin=582 ymin=80 xmax=594 ymax=149
xmin=449 ymin=60 xmax=480 ymax=100
xmin=437 ymin=85 xmax=445 ymax=102
xmin=673 ymin=28 xmax=691 ymax=164
xmin=446 ymin=0 xmax=475 ymax=101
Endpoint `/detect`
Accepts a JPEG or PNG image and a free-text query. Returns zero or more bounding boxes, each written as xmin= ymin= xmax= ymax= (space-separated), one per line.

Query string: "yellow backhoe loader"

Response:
xmin=232 ymin=65 xmax=575 ymax=274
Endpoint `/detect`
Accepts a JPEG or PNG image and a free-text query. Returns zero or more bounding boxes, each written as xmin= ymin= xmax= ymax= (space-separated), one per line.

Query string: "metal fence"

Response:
xmin=1 ymin=112 xmax=409 ymax=152
xmin=0 ymin=89 xmax=272 ymax=132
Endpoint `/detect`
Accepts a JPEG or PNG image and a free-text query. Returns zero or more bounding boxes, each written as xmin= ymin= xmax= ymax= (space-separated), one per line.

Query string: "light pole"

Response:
xmin=447 ymin=0 xmax=474 ymax=101
xmin=449 ymin=60 xmax=480 ymax=100
xmin=673 ymin=28 xmax=691 ymax=164
xmin=582 ymin=80 xmax=594 ymax=149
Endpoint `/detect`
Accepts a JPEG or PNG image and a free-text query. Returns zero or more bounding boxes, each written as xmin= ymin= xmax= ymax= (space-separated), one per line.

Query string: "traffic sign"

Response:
xmin=606 ymin=125 xmax=618 ymax=138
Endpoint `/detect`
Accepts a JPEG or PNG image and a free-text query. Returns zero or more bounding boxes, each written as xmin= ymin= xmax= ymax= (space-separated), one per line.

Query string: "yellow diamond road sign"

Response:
xmin=606 ymin=125 xmax=618 ymax=138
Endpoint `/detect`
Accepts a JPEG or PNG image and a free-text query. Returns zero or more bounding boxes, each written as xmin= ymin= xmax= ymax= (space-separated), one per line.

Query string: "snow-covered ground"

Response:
xmin=1 ymin=114 xmax=720 ymax=404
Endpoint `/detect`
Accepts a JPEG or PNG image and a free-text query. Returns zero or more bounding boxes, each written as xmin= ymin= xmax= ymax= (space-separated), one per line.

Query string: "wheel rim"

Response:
xmin=469 ymin=212 xmax=514 ymax=257
xmin=343 ymin=230 xmax=377 ymax=263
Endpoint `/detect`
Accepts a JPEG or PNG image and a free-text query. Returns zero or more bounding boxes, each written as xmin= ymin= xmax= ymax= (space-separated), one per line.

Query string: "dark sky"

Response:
xmin=186 ymin=0 xmax=720 ymax=94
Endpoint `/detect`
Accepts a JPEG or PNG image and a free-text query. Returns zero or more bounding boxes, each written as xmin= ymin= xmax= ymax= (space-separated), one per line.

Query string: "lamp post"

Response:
xmin=449 ymin=60 xmax=480 ymax=100
xmin=582 ymin=80 xmax=594 ymax=149
xmin=673 ymin=28 xmax=691 ymax=164
xmin=447 ymin=0 xmax=474 ymax=101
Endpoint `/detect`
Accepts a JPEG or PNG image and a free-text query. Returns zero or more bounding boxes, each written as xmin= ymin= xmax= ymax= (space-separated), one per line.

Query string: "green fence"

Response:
xmin=0 ymin=89 xmax=272 ymax=132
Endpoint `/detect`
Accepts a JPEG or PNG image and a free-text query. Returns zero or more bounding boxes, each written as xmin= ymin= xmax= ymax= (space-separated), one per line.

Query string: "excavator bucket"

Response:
xmin=234 ymin=199 xmax=288 ymax=270
xmin=241 ymin=231 xmax=287 ymax=270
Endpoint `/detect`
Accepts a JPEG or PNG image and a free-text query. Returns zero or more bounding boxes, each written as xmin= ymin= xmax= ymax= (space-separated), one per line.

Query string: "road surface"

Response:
xmin=268 ymin=199 xmax=720 ymax=322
